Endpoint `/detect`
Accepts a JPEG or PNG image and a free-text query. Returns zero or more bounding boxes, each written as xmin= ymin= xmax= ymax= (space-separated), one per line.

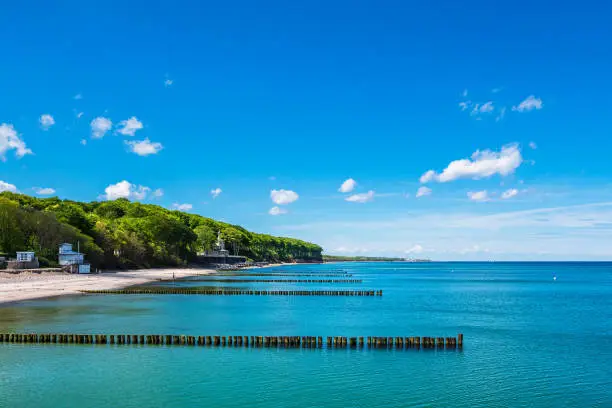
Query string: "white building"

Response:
xmin=58 ymin=243 xmax=84 ymax=266
xmin=16 ymin=251 xmax=36 ymax=262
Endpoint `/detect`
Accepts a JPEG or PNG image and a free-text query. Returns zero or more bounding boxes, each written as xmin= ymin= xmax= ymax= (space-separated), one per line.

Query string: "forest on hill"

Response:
xmin=0 ymin=192 xmax=322 ymax=269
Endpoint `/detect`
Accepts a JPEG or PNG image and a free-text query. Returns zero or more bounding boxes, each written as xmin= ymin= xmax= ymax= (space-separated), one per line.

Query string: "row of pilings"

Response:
xmin=213 ymin=273 xmax=354 ymax=278
xmin=81 ymin=289 xmax=383 ymax=296
xmin=182 ymin=279 xmax=363 ymax=283
xmin=0 ymin=333 xmax=463 ymax=349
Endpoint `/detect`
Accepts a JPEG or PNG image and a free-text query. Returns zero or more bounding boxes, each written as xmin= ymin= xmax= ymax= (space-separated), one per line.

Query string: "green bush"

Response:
xmin=37 ymin=256 xmax=58 ymax=268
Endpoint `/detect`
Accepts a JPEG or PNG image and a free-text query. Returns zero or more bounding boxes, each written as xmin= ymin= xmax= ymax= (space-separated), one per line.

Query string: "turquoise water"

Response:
xmin=1 ymin=262 xmax=611 ymax=407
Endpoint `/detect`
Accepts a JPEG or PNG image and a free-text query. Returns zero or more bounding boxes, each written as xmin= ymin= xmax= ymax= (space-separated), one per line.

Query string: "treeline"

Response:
xmin=0 ymin=192 xmax=322 ymax=269
xmin=323 ymin=255 xmax=405 ymax=262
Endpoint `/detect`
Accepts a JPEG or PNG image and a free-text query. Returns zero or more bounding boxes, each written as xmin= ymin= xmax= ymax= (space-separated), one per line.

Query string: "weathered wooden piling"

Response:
xmin=81 ymin=288 xmax=382 ymax=297
xmin=185 ymin=278 xmax=363 ymax=283
xmin=213 ymin=273 xmax=354 ymax=278
xmin=0 ymin=333 xmax=462 ymax=350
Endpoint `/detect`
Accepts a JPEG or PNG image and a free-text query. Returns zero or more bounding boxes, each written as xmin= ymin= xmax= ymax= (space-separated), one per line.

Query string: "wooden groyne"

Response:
xmin=213 ymin=273 xmax=353 ymax=278
xmin=182 ymin=279 xmax=363 ymax=283
xmin=0 ymin=333 xmax=462 ymax=350
xmin=81 ymin=288 xmax=383 ymax=296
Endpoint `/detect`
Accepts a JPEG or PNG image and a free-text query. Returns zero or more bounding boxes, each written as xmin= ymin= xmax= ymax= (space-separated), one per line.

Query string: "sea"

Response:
xmin=0 ymin=262 xmax=611 ymax=407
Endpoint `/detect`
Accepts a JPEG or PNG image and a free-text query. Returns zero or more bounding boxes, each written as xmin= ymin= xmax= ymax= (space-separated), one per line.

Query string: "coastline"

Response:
xmin=0 ymin=267 xmax=215 ymax=306
xmin=245 ymin=263 xmax=295 ymax=270
xmin=0 ymin=262 xmax=306 ymax=306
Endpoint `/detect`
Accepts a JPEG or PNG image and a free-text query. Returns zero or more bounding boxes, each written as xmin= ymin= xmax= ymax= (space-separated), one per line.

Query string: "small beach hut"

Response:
xmin=58 ymin=243 xmax=90 ymax=273
xmin=16 ymin=251 xmax=36 ymax=262
xmin=58 ymin=243 xmax=84 ymax=266
xmin=7 ymin=251 xmax=39 ymax=270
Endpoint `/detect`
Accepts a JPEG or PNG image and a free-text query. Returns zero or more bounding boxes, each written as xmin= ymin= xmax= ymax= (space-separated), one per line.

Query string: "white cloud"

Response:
xmin=76 ymin=112 xmax=84 ymax=119
xmin=419 ymin=170 xmax=436 ymax=183
xmin=164 ymin=79 xmax=173 ymax=88
xmin=458 ymin=101 xmax=471 ymax=111
xmin=80 ymin=139 xmax=87 ymax=145
xmin=90 ymin=117 xmax=112 ymax=139
xmin=458 ymin=244 xmax=489 ymax=255
xmin=33 ymin=187 xmax=56 ymax=195
xmin=529 ymin=141 xmax=537 ymax=150
xmin=405 ymin=244 xmax=423 ymax=254
xmin=125 ymin=138 xmax=163 ymax=156
xmin=172 ymin=203 xmax=192 ymax=211
xmin=331 ymin=246 xmax=371 ymax=255
xmin=468 ymin=190 xmax=489 ymax=202
xmin=269 ymin=206 xmax=288 ymax=215
xmin=103 ymin=180 xmax=152 ymax=201
xmin=276 ymin=201 xmax=612 ymax=260
xmin=151 ymin=188 xmax=164 ymax=198
xmin=338 ymin=178 xmax=357 ymax=193
xmin=416 ymin=186 xmax=432 ymax=198
xmin=419 ymin=144 xmax=522 ymax=183
xmin=271 ymin=189 xmax=299 ymax=205
xmin=39 ymin=114 xmax=55 ymax=130
xmin=0 ymin=180 xmax=18 ymax=193
xmin=0 ymin=123 xmax=32 ymax=159
xmin=345 ymin=190 xmax=374 ymax=203
xmin=116 ymin=116 xmax=144 ymax=136
xmin=211 ymin=188 xmax=222 ymax=199
xmin=501 ymin=188 xmax=519 ymax=199
xmin=74 ymin=94 xmax=83 ymax=100
xmin=512 ymin=95 xmax=543 ymax=112
xmin=470 ymin=101 xmax=494 ymax=116
xmin=462 ymin=89 xmax=468 ymax=97
xmin=460 ymin=98 xmax=504 ymax=121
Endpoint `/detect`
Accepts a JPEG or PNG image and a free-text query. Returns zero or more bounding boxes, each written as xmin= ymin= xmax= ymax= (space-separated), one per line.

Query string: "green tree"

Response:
xmin=0 ymin=198 xmax=25 ymax=254
xmin=48 ymin=202 xmax=94 ymax=235
xmin=221 ymin=227 xmax=245 ymax=256
xmin=0 ymin=192 xmax=323 ymax=268
xmin=194 ymin=225 xmax=216 ymax=253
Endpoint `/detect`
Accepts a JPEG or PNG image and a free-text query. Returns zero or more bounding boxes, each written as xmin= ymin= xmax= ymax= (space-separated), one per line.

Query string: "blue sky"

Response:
xmin=2 ymin=1 xmax=612 ymax=260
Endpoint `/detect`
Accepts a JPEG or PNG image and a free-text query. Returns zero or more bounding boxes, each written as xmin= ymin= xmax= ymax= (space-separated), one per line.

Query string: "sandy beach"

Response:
xmin=0 ymin=268 xmax=215 ymax=305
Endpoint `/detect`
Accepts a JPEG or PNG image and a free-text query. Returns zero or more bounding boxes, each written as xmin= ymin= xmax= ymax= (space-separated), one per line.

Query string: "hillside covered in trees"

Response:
xmin=0 ymin=192 xmax=322 ymax=269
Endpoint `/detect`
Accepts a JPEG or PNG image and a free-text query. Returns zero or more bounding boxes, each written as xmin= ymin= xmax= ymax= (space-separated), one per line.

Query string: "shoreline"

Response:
xmin=0 ymin=267 xmax=215 ymax=306
xmin=0 ymin=262 xmax=307 ymax=306
xmin=244 ymin=262 xmax=296 ymax=270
